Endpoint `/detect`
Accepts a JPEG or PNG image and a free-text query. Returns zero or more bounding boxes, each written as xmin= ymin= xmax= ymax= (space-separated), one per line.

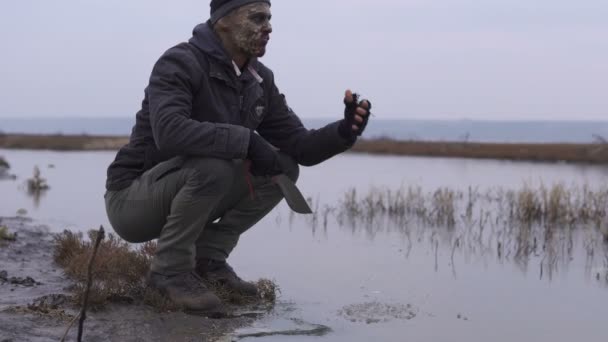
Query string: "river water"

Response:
xmin=1 ymin=148 xmax=607 ymax=342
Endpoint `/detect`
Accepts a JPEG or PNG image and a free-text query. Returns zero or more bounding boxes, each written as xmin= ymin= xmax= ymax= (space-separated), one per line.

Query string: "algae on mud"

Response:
xmin=338 ymin=302 xmax=418 ymax=324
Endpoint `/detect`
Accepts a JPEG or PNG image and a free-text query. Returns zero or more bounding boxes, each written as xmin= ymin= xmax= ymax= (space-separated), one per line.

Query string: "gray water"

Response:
xmin=1 ymin=149 xmax=608 ymax=341
xmin=3 ymin=117 xmax=608 ymax=143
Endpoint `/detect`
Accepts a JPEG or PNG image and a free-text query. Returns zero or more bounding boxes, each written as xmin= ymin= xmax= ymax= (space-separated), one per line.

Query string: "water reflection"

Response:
xmin=0 ymin=171 xmax=16 ymax=181
xmin=26 ymin=186 xmax=48 ymax=208
xmin=18 ymin=165 xmax=50 ymax=209
xmin=293 ymin=185 xmax=608 ymax=288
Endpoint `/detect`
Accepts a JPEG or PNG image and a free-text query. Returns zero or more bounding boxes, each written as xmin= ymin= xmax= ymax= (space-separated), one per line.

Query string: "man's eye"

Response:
xmin=250 ymin=15 xmax=270 ymax=24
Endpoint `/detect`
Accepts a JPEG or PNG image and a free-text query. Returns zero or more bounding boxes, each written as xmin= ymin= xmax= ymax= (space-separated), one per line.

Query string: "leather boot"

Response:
xmin=147 ymin=271 xmax=222 ymax=312
xmin=196 ymin=259 xmax=258 ymax=297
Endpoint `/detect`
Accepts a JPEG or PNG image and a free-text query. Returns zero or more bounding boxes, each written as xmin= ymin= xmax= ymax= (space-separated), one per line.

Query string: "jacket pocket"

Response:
xmin=242 ymin=83 xmax=266 ymax=129
xmin=145 ymin=156 xmax=185 ymax=183
xmin=246 ymin=97 xmax=266 ymax=129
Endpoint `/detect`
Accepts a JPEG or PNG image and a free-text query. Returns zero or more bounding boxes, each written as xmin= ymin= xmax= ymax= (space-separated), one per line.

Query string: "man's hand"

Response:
xmin=247 ymin=131 xmax=283 ymax=177
xmin=338 ymin=89 xmax=372 ymax=140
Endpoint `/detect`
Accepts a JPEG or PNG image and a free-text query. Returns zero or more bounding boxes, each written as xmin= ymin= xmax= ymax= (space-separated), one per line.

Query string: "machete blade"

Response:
xmin=273 ymin=174 xmax=313 ymax=214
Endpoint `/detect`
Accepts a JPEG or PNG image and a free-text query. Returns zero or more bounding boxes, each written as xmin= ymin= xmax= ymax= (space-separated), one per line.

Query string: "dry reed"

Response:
xmin=302 ymin=183 xmax=608 ymax=284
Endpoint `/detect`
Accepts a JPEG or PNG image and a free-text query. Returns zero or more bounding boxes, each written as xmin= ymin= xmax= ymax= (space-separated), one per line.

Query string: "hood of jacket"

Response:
xmin=188 ymin=21 xmax=260 ymax=71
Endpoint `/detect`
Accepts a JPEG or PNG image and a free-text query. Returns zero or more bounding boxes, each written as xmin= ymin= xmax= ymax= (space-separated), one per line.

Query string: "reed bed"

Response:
xmin=330 ymin=183 xmax=608 ymax=229
xmin=302 ymin=183 xmax=608 ymax=284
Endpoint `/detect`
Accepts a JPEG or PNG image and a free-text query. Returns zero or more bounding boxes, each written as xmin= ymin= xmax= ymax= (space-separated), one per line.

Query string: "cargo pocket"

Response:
xmin=145 ymin=156 xmax=185 ymax=183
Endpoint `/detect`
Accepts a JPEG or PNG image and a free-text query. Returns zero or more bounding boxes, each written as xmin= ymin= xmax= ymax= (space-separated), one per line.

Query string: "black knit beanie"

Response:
xmin=210 ymin=0 xmax=271 ymax=25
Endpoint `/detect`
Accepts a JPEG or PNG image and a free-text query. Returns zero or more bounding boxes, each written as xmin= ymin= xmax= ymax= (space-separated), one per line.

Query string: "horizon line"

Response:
xmin=3 ymin=116 xmax=608 ymax=123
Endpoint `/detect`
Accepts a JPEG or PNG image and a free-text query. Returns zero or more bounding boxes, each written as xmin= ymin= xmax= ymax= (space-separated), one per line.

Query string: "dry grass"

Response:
xmin=53 ymin=230 xmax=152 ymax=309
xmin=53 ymin=230 xmax=279 ymax=310
xmin=0 ymin=134 xmax=128 ymax=151
xmin=0 ymin=225 xmax=17 ymax=242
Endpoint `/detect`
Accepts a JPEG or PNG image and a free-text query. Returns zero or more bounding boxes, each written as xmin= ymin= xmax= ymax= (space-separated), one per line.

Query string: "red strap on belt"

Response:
xmin=244 ymin=160 xmax=255 ymax=200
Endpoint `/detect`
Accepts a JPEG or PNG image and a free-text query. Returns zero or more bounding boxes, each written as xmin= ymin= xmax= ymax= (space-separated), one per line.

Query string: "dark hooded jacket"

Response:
xmin=106 ymin=22 xmax=353 ymax=191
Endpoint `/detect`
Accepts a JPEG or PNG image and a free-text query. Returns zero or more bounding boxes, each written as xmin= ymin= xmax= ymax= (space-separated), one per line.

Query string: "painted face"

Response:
xmin=228 ymin=3 xmax=272 ymax=58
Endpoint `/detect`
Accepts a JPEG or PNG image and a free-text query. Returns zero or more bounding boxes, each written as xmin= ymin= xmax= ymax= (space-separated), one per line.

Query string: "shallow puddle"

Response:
xmin=1 ymin=149 xmax=607 ymax=341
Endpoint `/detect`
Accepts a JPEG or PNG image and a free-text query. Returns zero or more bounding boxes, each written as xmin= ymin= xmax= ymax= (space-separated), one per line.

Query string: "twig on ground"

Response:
xmin=60 ymin=314 xmax=80 ymax=342
xmin=59 ymin=226 xmax=105 ymax=342
xmin=77 ymin=226 xmax=105 ymax=341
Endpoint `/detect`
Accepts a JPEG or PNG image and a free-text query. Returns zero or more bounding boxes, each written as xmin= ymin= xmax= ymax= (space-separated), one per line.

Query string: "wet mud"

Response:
xmin=226 ymin=318 xmax=332 ymax=340
xmin=0 ymin=217 xmax=253 ymax=342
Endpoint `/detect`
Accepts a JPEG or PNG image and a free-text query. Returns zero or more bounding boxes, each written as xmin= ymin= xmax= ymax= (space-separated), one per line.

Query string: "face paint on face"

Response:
xmin=228 ymin=3 xmax=272 ymax=58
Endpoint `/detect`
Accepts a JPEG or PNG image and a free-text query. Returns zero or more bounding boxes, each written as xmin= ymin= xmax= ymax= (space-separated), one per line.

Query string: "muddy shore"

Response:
xmin=2 ymin=133 xmax=608 ymax=163
xmin=0 ymin=217 xmax=252 ymax=342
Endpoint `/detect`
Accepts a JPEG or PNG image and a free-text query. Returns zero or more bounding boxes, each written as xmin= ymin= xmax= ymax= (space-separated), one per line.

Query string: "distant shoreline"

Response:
xmin=1 ymin=133 xmax=608 ymax=164
xmin=4 ymin=118 xmax=608 ymax=143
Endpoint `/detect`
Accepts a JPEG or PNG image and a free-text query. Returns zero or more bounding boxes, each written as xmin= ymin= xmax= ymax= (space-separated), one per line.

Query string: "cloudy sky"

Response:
xmin=0 ymin=0 xmax=606 ymax=120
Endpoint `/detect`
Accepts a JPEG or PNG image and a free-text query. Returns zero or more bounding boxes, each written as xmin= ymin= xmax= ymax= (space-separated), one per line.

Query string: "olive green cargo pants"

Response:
xmin=104 ymin=155 xmax=299 ymax=276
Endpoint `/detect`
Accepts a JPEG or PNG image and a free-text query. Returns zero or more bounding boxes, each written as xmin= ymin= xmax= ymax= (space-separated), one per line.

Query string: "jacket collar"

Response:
xmin=189 ymin=21 xmax=262 ymax=85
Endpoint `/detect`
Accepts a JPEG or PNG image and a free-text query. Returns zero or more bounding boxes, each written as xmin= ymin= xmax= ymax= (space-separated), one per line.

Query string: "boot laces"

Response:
xmin=178 ymin=272 xmax=208 ymax=295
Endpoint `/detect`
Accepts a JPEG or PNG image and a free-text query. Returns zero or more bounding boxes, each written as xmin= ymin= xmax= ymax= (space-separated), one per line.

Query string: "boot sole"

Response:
xmin=145 ymin=285 xmax=224 ymax=315
xmin=184 ymin=307 xmax=227 ymax=319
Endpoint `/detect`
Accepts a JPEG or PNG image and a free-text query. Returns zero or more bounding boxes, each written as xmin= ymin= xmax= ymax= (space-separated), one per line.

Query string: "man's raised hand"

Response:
xmin=338 ymin=89 xmax=372 ymax=140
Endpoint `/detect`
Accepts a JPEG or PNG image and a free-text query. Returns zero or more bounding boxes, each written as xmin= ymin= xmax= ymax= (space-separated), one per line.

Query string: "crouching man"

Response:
xmin=104 ymin=0 xmax=371 ymax=312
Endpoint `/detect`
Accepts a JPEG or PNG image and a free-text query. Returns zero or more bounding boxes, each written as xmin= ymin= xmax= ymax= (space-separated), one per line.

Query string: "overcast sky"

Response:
xmin=0 ymin=0 xmax=606 ymax=120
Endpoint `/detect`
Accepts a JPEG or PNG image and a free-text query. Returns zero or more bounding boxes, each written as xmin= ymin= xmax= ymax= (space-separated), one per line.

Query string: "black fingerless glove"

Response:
xmin=338 ymin=93 xmax=372 ymax=141
xmin=247 ymin=131 xmax=283 ymax=177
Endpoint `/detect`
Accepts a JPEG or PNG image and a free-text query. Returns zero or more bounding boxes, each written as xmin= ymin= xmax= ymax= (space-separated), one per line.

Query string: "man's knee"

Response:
xmin=278 ymin=154 xmax=299 ymax=183
xmin=183 ymin=157 xmax=237 ymax=194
